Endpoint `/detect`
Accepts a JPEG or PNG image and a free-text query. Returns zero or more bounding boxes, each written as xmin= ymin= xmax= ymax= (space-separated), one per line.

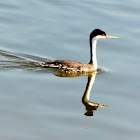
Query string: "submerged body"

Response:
xmin=40 ymin=60 xmax=95 ymax=73
xmin=39 ymin=29 xmax=118 ymax=73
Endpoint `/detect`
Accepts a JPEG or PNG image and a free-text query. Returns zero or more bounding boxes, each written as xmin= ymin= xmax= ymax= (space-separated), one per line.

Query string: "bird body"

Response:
xmin=40 ymin=60 xmax=95 ymax=73
xmin=39 ymin=29 xmax=118 ymax=73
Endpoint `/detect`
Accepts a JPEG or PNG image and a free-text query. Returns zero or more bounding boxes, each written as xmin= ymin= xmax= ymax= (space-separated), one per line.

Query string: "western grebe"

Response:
xmin=39 ymin=29 xmax=118 ymax=73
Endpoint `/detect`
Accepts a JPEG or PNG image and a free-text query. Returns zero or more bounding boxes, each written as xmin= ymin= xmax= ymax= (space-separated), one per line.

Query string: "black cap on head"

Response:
xmin=89 ymin=29 xmax=106 ymax=47
xmin=90 ymin=29 xmax=106 ymax=39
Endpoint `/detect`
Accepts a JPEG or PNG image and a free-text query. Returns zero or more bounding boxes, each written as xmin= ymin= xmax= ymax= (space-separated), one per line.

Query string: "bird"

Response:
xmin=39 ymin=29 xmax=118 ymax=73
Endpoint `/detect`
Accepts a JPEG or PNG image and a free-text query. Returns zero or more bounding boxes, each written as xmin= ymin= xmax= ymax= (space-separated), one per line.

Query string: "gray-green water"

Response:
xmin=0 ymin=0 xmax=140 ymax=139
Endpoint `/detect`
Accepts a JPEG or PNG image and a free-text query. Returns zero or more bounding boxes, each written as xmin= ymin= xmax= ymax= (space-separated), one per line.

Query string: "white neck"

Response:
xmin=85 ymin=73 xmax=97 ymax=100
xmin=90 ymin=38 xmax=98 ymax=70
xmin=89 ymin=35 xmax=105 ymax=69
xmin=82 ymin=72 xmax=97 ymax=103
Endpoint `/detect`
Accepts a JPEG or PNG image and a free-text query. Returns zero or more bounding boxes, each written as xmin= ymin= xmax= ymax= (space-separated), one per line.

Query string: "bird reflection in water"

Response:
xmin=82 ymin=72 xmax=108 ymax=116
xmin=55 ymin=70 xmax=108 ymax=117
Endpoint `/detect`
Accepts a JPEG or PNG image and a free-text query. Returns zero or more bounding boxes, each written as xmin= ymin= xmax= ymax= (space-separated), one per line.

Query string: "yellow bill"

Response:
xmin=98 ymin=104 xmax=109 ymax=107
xmin=106 ymin=35 xmax=119 ymax=39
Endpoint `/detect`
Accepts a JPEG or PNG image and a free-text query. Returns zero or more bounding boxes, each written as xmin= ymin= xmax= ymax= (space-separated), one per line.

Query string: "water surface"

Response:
xmin=0 ymin=0 xmax=140 ymax=140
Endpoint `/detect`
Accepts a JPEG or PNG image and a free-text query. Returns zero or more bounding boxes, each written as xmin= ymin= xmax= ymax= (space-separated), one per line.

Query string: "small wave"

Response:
xmin=0 ymin=49 xmax=50 ymax=71
xmin=97 ymin=66 xmax=112 ymax=74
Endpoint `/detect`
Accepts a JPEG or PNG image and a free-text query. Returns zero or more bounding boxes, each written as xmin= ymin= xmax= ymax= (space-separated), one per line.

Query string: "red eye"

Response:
xmin=102 ymin=34 xmax=106 ymax=36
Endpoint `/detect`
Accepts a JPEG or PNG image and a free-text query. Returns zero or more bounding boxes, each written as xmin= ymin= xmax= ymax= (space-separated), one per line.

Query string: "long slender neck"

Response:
xmin=89 ymin=38 xmax=98 ymax=70
xmin=82 ymin=73 xmax=97 ymax=103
